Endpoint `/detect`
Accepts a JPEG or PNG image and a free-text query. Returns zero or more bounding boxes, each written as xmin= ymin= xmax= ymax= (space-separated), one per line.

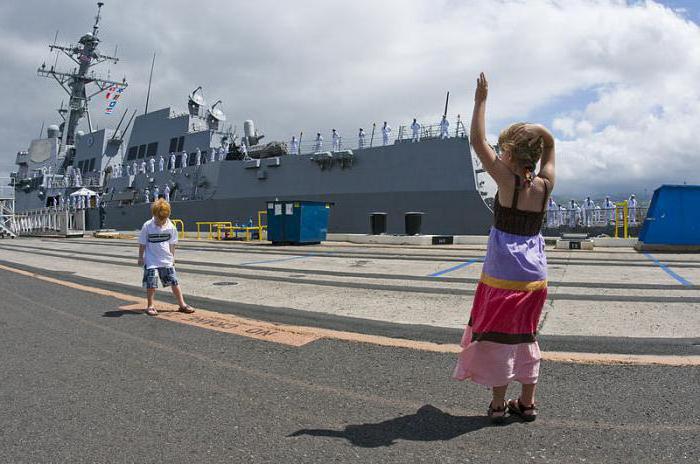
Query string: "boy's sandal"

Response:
xmin=487 ymin=401 xmax=507 ymax=424
xmin=178 ymin=305 xmax=195 ymax=314
xmin=507 ymin=398 xmax=538 ymax=422
xmin=145 ymin=307 xmax=158 ymax=316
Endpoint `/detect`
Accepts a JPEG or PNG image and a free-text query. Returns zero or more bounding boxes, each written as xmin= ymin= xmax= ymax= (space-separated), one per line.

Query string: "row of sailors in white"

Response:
xmin=142 ymin=184 xmax=171 ymax=203
xmin=411 ymin=116 xmax=449 ymax=142
xmin=50 ymin=193 xmax=100 ymax=209
xmin=305 ymin=116 xmax=450 ymax=154
xmin=546 ymin=195 xmax=639 ymax=227
xmin=116 ymin=147 xmax=230 ymax=177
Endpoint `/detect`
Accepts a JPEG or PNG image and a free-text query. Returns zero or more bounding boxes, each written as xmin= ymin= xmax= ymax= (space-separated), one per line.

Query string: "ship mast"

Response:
xmin=37 ymin=2 xmax=127 ymax=149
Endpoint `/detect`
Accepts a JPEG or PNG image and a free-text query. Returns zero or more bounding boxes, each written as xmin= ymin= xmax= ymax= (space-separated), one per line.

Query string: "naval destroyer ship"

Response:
xmin=9 ymin=3 xmax=494 ymax=235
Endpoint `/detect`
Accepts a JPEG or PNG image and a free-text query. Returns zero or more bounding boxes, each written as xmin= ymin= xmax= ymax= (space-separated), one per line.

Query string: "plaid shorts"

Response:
xmin=142 ymin=266 xmax=179 ymax=289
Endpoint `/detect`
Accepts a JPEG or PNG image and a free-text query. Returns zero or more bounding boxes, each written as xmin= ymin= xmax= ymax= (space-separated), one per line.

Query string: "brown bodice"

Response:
xmin=493 ymin=175 xmax=548 ymax=236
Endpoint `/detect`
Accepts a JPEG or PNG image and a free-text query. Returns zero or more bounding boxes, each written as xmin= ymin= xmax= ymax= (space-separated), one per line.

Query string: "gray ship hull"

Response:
xmin=102 ymin=137 xmax=492 ymax=234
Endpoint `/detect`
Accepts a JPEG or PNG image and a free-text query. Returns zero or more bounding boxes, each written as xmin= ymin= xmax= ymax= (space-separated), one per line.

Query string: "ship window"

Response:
xmin=89 ymin=158 xmax=96 ymax=172
xmin=174 ymin=156 xmax=181 ymax=169
xmin=147 ymin=142 xmax=158 ymax=157
xmin=127 ymin=146 xmax=138 ymax=160
xmin=77 ymin=160 xmax=84 ymax=172
xmin=176 ymin=136 xmax=185 ymax=152
xmin=168 ymin=137 xmax=178 ymax=153
xmin=137 ymin=144 xmax=146 ymax=159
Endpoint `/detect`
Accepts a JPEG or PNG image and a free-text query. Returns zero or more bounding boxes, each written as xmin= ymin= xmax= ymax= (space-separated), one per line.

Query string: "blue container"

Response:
xmin=266 ymin=200 xmax=332 ymax=245
xmin=639 ymin=185 xmax=700 ymax=245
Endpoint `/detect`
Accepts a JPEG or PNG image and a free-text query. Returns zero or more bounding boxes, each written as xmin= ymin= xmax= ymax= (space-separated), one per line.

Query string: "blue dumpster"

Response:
xmin=267 ymin=200 xmax=332 ymax=245
xmin=639 ymin=185 xmax=700 ymax=246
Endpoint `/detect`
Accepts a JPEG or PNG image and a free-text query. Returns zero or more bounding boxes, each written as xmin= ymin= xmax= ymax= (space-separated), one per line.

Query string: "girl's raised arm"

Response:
xmin=470 ymin=73 xmax=511 ymax=185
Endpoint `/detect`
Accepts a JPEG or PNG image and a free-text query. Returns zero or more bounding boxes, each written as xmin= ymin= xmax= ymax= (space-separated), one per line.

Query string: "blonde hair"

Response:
xmin=151 ymin=198 xmax=171 ymax=226
xmin=498 ymin=122 xmax=544 ymax=186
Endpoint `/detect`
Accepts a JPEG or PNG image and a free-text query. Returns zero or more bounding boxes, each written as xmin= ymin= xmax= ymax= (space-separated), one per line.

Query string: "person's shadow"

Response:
xmin=288 ymin=404 xmax=502 ymax=448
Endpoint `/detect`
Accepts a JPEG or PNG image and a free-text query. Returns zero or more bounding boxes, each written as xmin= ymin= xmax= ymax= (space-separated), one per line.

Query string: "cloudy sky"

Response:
xmin=1 ymin=0 xmax=698 ymax=197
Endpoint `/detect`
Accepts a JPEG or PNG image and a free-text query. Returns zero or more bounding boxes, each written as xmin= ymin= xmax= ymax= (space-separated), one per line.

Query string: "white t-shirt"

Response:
xmin=138 ymin=218 xmax=178 ymax=269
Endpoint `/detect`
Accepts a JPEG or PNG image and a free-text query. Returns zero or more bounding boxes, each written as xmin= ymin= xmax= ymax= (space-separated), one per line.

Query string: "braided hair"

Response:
xmin=498 ymin=123 xmax=544 ymax=187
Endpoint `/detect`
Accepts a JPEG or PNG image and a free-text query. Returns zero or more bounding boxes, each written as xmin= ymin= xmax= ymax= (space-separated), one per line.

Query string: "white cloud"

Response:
xmin=0 ymin=0 xmax=699 ymax=197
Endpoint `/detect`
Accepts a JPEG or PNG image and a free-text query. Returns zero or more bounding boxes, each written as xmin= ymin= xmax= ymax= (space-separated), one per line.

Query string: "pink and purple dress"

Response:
xmin=454 ymin=176 xmax=549 ymax=387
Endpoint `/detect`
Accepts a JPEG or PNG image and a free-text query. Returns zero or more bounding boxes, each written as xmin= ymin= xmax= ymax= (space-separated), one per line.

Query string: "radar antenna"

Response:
xmin=36 ymin=2 xmax=127 ymax=148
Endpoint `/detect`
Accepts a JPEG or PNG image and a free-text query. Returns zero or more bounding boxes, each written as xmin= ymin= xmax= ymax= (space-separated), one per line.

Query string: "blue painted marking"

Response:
xmin=643 ymin=253 xmax=693 ymax=287
xmin=240 ymin=255 xmax=311 ymax=266
xmin=429 ymin=258 xmax=481 ymax=277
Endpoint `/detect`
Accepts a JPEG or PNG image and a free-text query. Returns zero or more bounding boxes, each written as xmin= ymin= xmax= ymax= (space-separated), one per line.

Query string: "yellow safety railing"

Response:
xmin=214 ymin=211 xmax=268 ymax=242
xmin=614 ymin=201 xmax=629 ymax=239
xmin=195 ymin=221 xmax=233 ymax=240
xmin=171 ymin=219 xmax=185 ymax=239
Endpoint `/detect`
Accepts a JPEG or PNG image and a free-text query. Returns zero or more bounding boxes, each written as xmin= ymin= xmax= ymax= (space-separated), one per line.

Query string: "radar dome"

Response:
xmin=47 ymin=125 xmax=60 ymax=139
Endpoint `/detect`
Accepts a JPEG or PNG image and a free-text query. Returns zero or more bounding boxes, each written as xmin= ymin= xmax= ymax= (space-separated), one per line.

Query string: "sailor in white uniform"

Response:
xmin=583 ymin=196 xmax=595 ymax=227
xmin=131 ymin=161 xmax=138 ymax=177
xmin=331 ymin=129 xmax=340 ymax=151
xmin=51 ymin=197 xmax=57 ymax=208
xmin=603 ymin=196 xmax=615 ymax=224
xmin=314 ymin=133 xmax=323 ymax=153
xmin=289 ymin=136 xmax=299 ymax=155
xmin=410 ymin=118 xmax=421 ymax=142
xmin=144 ymin=188 xmax=150 ymax=203
xmin=210 ymin=147 xmax=216 ymax=163
xmin=382 ymin=122 xmax=391 ymax=146
xmin=158 ymin=155 xmax=165 ymax=172
xmin=439 ymin=115 xmax=450 ymax=139
xmin=148 ymin=157 xmax=155 ymax=173
xmin=218 ymin=146 xmax=226 ymax=161
xmin=59 ymin=196 xmax=65 ymax=209
xmin=546 ymin=197 xmax=559 ymax=228
xmin=114 ymin=164 xmax=121 ymax=178
xmin=628 ymin=194 xmax=638 ymax=225
xmin=568 ymin=200 xmax=580 ymax=227
xmin=152 ymin=186 xmax=160 ymax=201
xmin=358 ymin=128 xmax=366 ymax=149
xmin=195 ymin=148 xmax=202 ymax=166
xmin=164 ymin=184 xmax=171 ymax=202
xmin=181 ymin=151 xmax=188 ymax=169
xmin=169 ymin=152 xmax=176 ymax=171
xmin=240 ymin=139 xmax=248 ymax=159
xmin=594 ymin=204 xmax=602 ymax=223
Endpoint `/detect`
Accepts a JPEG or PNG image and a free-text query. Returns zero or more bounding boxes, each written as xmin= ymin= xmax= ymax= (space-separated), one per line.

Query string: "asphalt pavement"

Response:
xmin=1 ymin=268 xmax=698 ymax=463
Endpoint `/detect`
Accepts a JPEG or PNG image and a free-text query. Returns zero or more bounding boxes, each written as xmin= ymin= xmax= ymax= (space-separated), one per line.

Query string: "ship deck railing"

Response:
xmin=292 ymin=120 xmax=467 ymax=156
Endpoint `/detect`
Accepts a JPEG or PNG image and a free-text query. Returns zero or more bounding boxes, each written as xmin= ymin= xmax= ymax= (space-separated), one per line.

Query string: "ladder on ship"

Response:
xmin=0 ymin=177 xmax=17 ymax=239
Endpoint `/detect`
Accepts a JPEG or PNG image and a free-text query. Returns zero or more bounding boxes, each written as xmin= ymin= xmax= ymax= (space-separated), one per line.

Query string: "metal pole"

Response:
xmin=443 ymin=91 xmax=450 ymax=117
xmin=144 ymin=52 xmax=156 ymax=114
xmin=298 ymin=131 xmax=303 ymax=155
xmin=370 ymin=123 xmax=376 ymax=148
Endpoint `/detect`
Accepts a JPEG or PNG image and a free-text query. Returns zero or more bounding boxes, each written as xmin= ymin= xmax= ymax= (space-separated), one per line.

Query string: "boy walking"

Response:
xmin=138 ymin=199 xmax=195 ymax=316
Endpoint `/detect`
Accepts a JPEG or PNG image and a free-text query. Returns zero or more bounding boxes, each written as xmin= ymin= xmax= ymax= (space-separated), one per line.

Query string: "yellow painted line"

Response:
xmin=1 ymin=262 xmax=699 ymax=366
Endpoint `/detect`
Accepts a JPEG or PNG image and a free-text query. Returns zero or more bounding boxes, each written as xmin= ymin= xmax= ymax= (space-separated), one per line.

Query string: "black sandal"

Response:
xmin=487 ymin=401 xmax=507 ymax=424
xmin=178 ymin=305 xmax=195 ymax=314
xmin=507 ymin=398 xmax=538 ymax=422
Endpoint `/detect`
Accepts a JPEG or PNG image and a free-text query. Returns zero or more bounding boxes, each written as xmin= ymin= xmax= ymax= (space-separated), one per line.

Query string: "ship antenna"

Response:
xmin=443 ymin=91 xmax=450 ymax=118
xmin=110 ymin=108 xmax=129 ymax=140
xmin=121 ymin=109 xmax=138 ymax=135
xmin=144 ymin=51 xmax=156 ymax=114
xmin=39 ymin=121 xmax=45 ymax=138
xmin=93 ymin=2 xmax=104 ymax=36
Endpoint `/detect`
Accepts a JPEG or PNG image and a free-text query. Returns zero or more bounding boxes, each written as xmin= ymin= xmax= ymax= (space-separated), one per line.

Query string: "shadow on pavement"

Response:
xmin=288 ymin=404 xmax=502 ymax=447
xmin=103 ymin=310 xmax=142 ymax=317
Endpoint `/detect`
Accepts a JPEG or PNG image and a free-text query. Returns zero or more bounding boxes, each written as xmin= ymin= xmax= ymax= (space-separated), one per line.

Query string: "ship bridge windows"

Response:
xmin=127 ymin=146 xmax=138 ymax=160
xmin=147 ymin=142 xmax=158 ymax=157
xmin=137 ymin=144 xmax=147 ymax=159
xmin=169 ymin=136 xmax=185 ymax=153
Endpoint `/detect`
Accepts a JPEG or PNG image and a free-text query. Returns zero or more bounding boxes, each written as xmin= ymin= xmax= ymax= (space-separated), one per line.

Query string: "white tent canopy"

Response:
xmin=70 ymin=187 xmax=97 ymax=197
